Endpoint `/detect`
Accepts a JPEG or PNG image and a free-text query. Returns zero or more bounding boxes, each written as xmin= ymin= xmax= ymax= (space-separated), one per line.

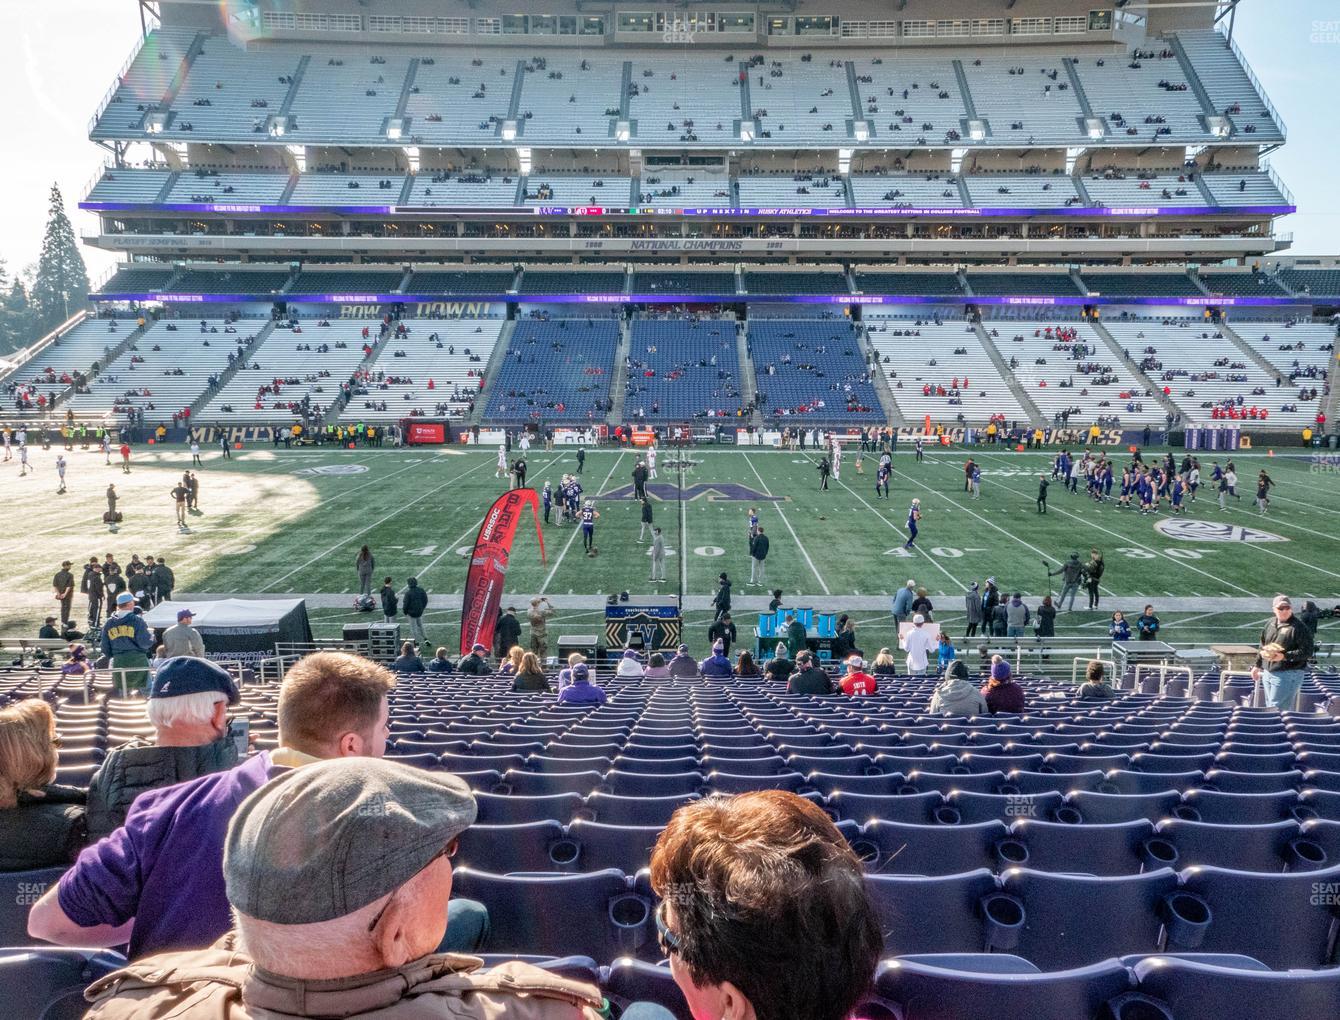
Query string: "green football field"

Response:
xmin=4 ymin=440 xmax=1339 ymax=654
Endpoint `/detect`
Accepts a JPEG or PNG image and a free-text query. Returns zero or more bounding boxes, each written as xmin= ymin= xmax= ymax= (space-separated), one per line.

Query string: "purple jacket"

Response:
xmin=58 ymin=751 xmax=277 ymax=959
xmin=556 ymin=680 xmax=607 ymax=705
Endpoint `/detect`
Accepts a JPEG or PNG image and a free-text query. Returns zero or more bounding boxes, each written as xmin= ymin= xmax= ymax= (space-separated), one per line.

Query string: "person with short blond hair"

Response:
xmin=649 ymin=791 xmax=881 ymax=1020
xmin=0 ymin=700 xmax=88 ymax=870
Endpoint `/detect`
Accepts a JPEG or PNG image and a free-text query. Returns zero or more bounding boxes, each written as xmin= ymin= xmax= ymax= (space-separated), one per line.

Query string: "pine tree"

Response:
xmin=29 ymin=184 xmax=90 ymax=336
xmin=0 ymin=261 xmax=34 ymax=356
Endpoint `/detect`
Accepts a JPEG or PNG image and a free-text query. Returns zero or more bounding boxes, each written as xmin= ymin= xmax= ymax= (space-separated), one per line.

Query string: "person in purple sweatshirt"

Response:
xmin=556 ymin=662 xmax=606 ymax=705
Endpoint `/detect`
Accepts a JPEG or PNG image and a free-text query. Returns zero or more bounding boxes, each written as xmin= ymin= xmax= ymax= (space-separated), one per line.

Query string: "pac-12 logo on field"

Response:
xmin=296 ymin=464 xmax=369 ymax=477
xmin=1155 ymin=519 xmax=1286 ymax=543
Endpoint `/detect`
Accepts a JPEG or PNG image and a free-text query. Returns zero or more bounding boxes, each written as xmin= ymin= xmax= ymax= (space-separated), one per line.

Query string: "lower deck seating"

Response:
xmin=484 ymin=318 xmax=620 ymax=424
xmin=749 ymin=318 xmax=882 ymax=422
xmin=625 ymin=317 xmax=743 ymax=420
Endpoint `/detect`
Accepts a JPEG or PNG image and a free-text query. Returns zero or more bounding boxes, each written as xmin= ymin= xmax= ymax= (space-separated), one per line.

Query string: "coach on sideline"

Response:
xmin=29 ymin=651 xmax=488 ymax=960
xmin=82 ymin=758 xmax=604 ymax=1020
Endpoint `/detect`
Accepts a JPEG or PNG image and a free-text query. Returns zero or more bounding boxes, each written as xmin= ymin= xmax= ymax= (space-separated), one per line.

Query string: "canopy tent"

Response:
xmin=142 ymin=598 xmax=312 ymax=654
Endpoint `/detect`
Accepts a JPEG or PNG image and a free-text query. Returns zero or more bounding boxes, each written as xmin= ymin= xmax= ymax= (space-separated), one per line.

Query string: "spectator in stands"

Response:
xmin=734 ymin=650 xmax=762 ymax=679
xmin=60 ymin=643 xmax=96 ymax=685
xmin=1005 ymin=594 xmax=1031 ymax=637
xmin=647 ymin=791 xmax=881 ymax=1020
xmin=100 ymin=591 xmax=154 ymax=691
xmin=892 ymin=579 xmax=916 ymax=624
xmin=162 ymin=608 xmax=205 ymax=658
xmin=379 ymin=577 xmax=398 ymax=625
xmin=556 ymin=663 xmax=606 ymax=706
xmin=616 ymin=648 xmax=645 ymax=678
xmin=457 ymin=643 xmax=490 ymax=676
xmin=644 ymin=652 xmax=672 ymax=680
xmin=354 ymin=545 xmax=375 ymax=598
xmin=700 ymin=640 xmax=733 ymax=679
xmin=871 ymin=647 xmax=899 ymax=681
xmin=83 ymin=657 xmax=240 ymax=841
xmin=839 ymin=656 xmax=877 ymax=696
xmin=557 ymin=652 xmax=586 ymax=690
xmin=787 ymin=650 xmax=832 ymax=695
xmin=669 ymin=643 xmax=700 ymax=679
xmin=764 ymin=642 xmax=793 ymax=685
xmin=512 ymin=651 xmax=550 ymax=692
xmin=1252 ymin=594 xmax=1313 ymax=710
xmin=981 ymin=658 xmax=1026 ymax=715
xmin=499 ymin=645 xmax=526 ymax=676
xmin=900 ymin=613 xmax=937 ymax=676
xmin=0 ymin=699 xmax=88 ymax=870
xmin=929 ymin=660 xmax=989 ymax=716
xmin=426 ymin=646 xmax=455 ymax=674
xmin=936 ymin=632 xmax=956 ymax=671
xmin=1077 ymin=660 xmax=1117 ymax=700
xmin=31 ymin=652 xmax=496 ymax=962
xmin=82 ymin=758 xmax=594 ymax=1019
xmin=391 ymin=641 xmax=426 ymax=674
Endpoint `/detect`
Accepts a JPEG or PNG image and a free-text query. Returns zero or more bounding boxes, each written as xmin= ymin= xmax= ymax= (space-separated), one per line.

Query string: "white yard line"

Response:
xmin=540 ymin=452 xmax=625 ymax=594
xmin=981 ymin=475 xmax=1258 ymax=597
xmin=739 ymin=453 xmax=830 ymax=595
xmin=793 ymin=452 xmax=965 ymax=591
xmin=260 ymin=457 xmax=493 ymax=591
xmin=414 ymin=453 xmax=567 ymax=586
xmin=885 ymin=463 xmax=1109 ymax=596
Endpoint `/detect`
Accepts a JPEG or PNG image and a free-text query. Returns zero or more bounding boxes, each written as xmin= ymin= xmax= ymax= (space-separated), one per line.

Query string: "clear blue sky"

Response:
xmin=0 ymin=0 xmax=1333 ymax=283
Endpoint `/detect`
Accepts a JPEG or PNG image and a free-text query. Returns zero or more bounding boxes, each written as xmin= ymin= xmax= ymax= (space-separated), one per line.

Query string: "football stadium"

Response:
xmin=2 ymin=0 xmax=1340 ymax=1016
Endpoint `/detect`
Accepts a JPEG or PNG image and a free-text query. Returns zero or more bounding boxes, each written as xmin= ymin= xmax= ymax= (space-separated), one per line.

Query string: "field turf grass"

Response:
xmin=4 ymin=441 xmax=1339 ymax=656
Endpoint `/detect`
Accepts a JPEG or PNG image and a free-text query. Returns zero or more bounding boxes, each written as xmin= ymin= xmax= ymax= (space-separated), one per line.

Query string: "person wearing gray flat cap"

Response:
xmin=84 ymin=757 xmax=607 ymax=1020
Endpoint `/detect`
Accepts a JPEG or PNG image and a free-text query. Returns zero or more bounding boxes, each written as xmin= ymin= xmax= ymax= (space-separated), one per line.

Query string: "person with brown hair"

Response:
xmin=649 ymin=791 xmax=882 ymax=1020
xmin=512 ymin=650 xmax=550 ymax=693
xmin=0 ymin=699 xmax=88 ymax=870
xmin=1077 ymin=659 xmax=1117 ymax=700
xmin=29 ymin=652 xmax=485 ymax=961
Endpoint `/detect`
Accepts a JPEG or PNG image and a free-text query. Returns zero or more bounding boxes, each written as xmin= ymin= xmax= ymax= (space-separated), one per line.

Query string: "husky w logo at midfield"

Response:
xmin=597 ymin=482 xmax=785 ymax=503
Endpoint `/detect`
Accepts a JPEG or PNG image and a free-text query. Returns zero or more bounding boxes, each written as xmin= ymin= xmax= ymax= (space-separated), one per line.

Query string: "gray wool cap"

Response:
xmin=224 ymin=757 xmax=477 ymax=924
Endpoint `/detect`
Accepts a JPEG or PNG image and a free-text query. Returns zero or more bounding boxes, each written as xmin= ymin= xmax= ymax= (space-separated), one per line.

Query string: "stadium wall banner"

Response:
xmin=95 ymin=289 xmax=1306 ymax=309
xmin=459 ymin=489 xmax=547 ymax=657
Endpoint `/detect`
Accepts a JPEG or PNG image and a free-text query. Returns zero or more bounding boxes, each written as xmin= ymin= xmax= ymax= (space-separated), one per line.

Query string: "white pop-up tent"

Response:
xmin=142 ymin=598 xmax=312 ymax=654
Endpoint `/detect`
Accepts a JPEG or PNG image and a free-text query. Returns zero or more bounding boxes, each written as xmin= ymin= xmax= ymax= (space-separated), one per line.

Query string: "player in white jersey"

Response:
xmin=830 ymin=436 xmax=842 ymax=480
xmin=647 ymin=444 xmax=657 ymax=479
xmin=496 ymin=444 xmax=508 ymax=479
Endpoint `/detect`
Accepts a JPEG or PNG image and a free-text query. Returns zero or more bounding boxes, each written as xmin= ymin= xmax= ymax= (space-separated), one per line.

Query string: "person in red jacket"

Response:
xmin=839 ymin=656 xmax=878 ymax=697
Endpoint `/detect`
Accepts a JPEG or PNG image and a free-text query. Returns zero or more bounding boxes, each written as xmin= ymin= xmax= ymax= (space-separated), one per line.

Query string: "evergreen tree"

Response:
xmin=3 ymin=275 xmax=35 ymax=355
xmin=29 ymin=184 xmax=89 ymax=336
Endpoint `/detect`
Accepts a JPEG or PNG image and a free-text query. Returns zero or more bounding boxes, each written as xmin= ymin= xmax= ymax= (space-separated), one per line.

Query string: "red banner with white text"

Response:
xmin=459 ymin=488 xmax=546 ymax=656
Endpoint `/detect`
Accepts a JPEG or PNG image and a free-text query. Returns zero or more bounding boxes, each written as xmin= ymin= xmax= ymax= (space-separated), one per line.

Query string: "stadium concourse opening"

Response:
xmin=3 ymin=0 xmax=1340 ymax=1016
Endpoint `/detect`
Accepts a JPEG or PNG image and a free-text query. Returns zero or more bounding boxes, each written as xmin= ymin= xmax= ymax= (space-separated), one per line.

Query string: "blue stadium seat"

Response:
xmin=1176 ymin=789 xmax=1301 ymax=824
xmin=1068 ymin=790 xmax=1182 ymax=824
xmin=1202 ymin=768 xmax=1303 ymax=794
xmin=603 ymin=959 xmax=689 ymax=1020
xmin=945 ymin=791 xmax=1069 ymax=825
xmin=0 ymin=949 xmax=128 ymax=1020
xmin=904 ymin=770 xmax=1006 ymax=795
xmin=858 ymin=820 xmax=1010 ymax=876
xmin=0 ymin=867 xmax=65 ymax=945
xmin=1176 ymin=863 xmax=1340 ymax=968
xmin=866 ymin=869 xmax=1022 ymax=955
xmin=1131 ymin=955 xmax=1340 ymax=1018
xmin=502 ymin=769 xmax=605 ymax=797
xmin=567 ymin=820 xmax=663 ymax=874
xmin=612 ymin=755 xmax=699 ymax=775
xmin=705 ymin=771 xmax=807 ymax=795
xmin=602 ymin=770 xmax=705 ymax=797
xmin=1009 ymin=819 xmax=1155 ymax=876
xmin=828 ymin=791 xmax=942 ymax=825
xmin=1101 ymin=771 xmax=1205 ymax=795
xmin=872 ymin=956 xmax=1137 ymax=1020
xmin=584 ymin=792 xmax=699 ymax=827
xmin=473 ymin=792 xmax=584 ymax=825
xmin=1003 ymin=867 xmax=1181 ymax=969
xmin=452 ymin=868 xmax=654 ymax=961
xmin=455 ymin=821 xmax=574 ymax=873
xmin=1003 ymin=771 xmax=1106 ymax=796
xmin=1151 ymin=819 xmax=1308 ymax=873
